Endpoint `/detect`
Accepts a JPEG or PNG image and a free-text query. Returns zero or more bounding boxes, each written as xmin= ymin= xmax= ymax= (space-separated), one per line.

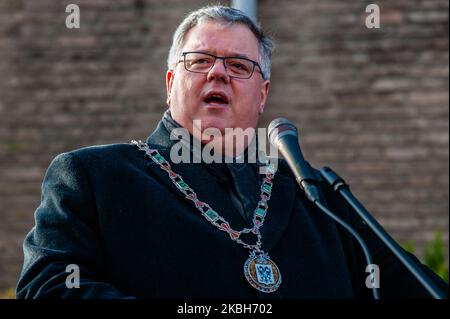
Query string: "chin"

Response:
xmin=195 ymin=116 xmax=231 ymax=133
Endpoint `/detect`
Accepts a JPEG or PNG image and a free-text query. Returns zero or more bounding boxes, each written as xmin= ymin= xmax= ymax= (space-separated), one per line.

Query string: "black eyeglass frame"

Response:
xmin=178 ymin=51 xmax=265 ymax=80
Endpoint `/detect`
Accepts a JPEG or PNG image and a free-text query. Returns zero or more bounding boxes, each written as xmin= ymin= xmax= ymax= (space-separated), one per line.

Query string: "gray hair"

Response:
xmin=167 ymin=5 xmax=275 ymax=80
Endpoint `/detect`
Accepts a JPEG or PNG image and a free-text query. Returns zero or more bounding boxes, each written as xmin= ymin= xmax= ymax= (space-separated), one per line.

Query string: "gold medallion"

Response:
xmin=244 ymin=252 xmax=281 ymax=293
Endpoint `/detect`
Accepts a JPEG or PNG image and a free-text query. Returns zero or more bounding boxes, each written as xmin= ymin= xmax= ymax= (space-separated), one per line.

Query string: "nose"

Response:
xmin=206 ymin=58 xmax=230 ymax=83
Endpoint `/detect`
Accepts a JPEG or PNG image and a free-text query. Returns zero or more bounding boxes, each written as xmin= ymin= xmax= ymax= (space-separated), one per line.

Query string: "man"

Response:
xmin=16 ymin=5 xmax=447 ymax=299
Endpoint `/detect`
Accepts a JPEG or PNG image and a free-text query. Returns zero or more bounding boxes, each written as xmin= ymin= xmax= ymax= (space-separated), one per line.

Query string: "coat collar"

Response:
xmin=143 ymin=116 xmax=298 ymax=253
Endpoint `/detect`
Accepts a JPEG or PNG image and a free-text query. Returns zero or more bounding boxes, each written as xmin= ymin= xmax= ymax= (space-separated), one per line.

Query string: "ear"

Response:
xmin=259 ymin=80 xmax=270 ymax=115
xmin=166 ymin=69 xmax=175 ymax=107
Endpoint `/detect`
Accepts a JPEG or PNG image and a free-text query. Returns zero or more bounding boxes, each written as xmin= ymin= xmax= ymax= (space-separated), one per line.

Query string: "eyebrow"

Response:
xmin=227 ymin=52 xmax=251 ymax=59
xmin=193 ymin=50 xmax=252 ymax=59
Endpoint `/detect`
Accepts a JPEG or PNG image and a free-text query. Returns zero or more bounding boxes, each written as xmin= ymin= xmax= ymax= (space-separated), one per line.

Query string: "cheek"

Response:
xmin=179 ymin=77 xmax=201 ymax=104
xmin=234 ymin=84 xmax=262 ymax=112
xmin=171 ymin=77 xmax=190 ymax=106
xmin=232 ymin=93 xmax=262 ymax=127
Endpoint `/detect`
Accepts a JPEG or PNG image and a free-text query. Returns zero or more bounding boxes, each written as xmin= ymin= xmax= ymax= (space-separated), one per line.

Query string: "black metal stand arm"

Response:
xmin=319 ymin=166 xmax=447 ymax=299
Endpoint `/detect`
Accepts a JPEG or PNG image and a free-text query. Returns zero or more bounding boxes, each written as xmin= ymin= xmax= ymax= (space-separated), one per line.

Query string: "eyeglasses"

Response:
xmin=179 ymin=51 xmax=264 ymax=79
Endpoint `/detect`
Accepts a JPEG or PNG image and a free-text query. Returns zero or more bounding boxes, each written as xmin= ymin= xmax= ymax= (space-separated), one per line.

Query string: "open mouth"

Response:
xmin=204 ymin=92 xmax=229 ymax=105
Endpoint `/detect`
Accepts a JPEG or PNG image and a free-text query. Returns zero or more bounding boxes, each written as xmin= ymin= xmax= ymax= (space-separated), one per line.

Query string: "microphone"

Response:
xmin=268 ymin=118 xmax=321 ymax=203
xmin=268 ymin=119 xmax=382 ymax=299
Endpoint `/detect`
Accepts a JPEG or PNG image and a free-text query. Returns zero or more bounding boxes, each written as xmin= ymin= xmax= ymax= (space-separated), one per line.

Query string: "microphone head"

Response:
xmin=268 ymin=117 xmax=298 ymax=146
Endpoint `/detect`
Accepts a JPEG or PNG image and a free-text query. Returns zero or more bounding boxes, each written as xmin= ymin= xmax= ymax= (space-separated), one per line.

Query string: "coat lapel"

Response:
xmin=143 ymin=122 xmax=250 ymax=229
xmin=259 ymin=170 xmax=297 ymax=253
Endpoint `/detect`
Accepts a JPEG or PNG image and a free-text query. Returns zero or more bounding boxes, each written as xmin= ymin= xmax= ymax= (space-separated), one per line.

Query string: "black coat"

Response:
xmin=16 ymin=120 xmax=447 ymax=299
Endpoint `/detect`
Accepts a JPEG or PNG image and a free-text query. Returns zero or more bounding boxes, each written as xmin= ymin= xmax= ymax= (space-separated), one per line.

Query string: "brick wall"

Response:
xmin=0 ymin=0 xmax=448 ymax=291
xmin=260 ymin=0 xmax=448 ymax=251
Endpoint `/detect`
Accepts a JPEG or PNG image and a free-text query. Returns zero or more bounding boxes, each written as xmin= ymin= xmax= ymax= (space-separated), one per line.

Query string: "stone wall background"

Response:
xmin=0 ymin=0 xmax=448 ymax=291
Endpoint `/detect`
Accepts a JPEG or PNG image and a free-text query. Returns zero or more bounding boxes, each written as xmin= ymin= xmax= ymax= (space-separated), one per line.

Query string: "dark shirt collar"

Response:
xmin=154 ymin=109 xmax=262 ymax=224
xmin=160 ymin=109 xmax=263 ymax=165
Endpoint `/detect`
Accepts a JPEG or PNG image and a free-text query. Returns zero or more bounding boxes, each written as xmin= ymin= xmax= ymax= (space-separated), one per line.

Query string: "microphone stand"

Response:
xmin=319 ymin=166 xmax=447 ymax=299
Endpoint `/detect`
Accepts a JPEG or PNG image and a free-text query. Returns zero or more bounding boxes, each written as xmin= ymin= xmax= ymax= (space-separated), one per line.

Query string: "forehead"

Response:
xmin=182 ymin=21 xmax=260 ymax=59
